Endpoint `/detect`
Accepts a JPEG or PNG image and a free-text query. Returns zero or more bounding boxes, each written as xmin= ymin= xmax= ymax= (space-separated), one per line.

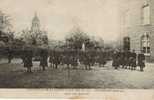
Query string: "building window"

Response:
xmin=123 ymin=36 xmax=130 ymax=51
xmin=141 ymin=32 xmax=150 ymax=55
xmin=142 ymin=4 xmax=150 ymax=25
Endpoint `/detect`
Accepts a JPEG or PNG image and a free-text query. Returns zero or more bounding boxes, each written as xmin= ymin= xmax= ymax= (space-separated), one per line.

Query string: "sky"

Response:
xmin=0 ymin=0 xmax=122 ymax=42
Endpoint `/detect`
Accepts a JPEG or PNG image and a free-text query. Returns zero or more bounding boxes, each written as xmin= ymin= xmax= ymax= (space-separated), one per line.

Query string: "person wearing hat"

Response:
xmin=130 ymin=50 xmax=137 ymax=70
xmin=40 ymin=48 xmax=48 ymax=71
xmin=112 ymin=50 xmax=120 ymax=69
xmin=23 ymin=44 xmax=33 ymax=73
xmin=138 ymin=51 xmax=145 ymax=72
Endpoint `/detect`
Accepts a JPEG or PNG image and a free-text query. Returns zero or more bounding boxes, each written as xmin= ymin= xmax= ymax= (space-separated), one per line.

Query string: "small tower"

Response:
xmin=31 ymin=12 xmax=40 ymax=32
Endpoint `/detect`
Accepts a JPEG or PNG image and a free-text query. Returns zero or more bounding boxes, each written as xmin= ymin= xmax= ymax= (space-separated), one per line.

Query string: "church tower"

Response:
xmin=31 ymin=13 xmax=40 ymax=32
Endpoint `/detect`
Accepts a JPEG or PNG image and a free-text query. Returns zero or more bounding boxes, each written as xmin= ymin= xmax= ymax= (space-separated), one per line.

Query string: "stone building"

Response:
xmin=121 ymin=0 xmax=154 ymax=61
xmin=31 ymin=13 xmax=41 ymax=33
xmin=22 ymin=13 xmax=48 ymax=45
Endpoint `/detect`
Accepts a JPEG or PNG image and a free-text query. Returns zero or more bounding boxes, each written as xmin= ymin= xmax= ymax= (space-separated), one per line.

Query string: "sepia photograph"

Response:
xmin=0 ymin=0 xmax=154 ymax=99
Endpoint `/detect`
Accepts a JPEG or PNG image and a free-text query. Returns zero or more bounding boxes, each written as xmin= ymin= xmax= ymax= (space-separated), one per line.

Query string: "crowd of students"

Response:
xmin=112 ymin=50 xmax=146 ymax=72
xmin=6 ymin=45 xmax=146 ymax=72
xmin=21 ymin=48 xmax=108 ymax=72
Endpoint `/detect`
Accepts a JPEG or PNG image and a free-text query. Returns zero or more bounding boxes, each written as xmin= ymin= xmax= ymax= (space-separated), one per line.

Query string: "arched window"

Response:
xmin=141 ymin=32 xmax=150 ymax=55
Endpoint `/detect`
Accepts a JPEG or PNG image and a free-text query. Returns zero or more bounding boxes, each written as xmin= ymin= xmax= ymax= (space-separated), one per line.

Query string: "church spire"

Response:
xmin=35 ymin=12 xmax=37 ymax=17
xmin=31 ymin=12 xmax=40 ymax=32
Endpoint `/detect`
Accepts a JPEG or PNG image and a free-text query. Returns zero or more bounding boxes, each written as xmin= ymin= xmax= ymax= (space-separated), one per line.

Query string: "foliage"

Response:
xmin=65 ymin=28 xmax=97 ymax=50
xmin=21 ymin=29 xmax=48 ymax=46
xmin=0 ymin=11 xmax=12 ymax=32
xmin=0 ymin=11 xmax=14 ymax=45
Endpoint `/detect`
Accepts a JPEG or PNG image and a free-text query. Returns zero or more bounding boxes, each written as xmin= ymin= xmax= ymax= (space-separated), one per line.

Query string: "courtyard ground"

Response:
xmin=0 ymin=58 xmax=154 ymax=89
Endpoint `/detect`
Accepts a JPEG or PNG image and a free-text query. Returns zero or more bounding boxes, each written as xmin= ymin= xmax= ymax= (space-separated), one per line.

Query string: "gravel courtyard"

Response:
xmin=0 ymin=59 xmax=154 ymax=89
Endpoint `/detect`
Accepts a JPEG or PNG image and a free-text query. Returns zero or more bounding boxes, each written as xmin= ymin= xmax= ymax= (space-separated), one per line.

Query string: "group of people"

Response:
xmin=22 ymin=47 xmax=49 ymax=72
xmin=21 ymin=48 xmax=108 ymax=72
xmin=112 ymin=50 xmax=146 ymax=72
xmin=6 ymin=46 xmax=146 ymax=72
xmin=49 ymin=50 xmax=107 ymax=70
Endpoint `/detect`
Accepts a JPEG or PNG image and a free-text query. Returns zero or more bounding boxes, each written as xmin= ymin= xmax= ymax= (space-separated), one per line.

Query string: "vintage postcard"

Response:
xmin=0 ymin=0 xmax=154 ymax=99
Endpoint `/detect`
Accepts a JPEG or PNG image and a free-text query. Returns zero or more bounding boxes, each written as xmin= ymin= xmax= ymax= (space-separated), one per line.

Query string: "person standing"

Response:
xmin=130 ymin=50 xmax=137 ymax=70
xmin=98 ymin=50 xmax=106 ymax=67
xmin=53 ymin=50 xmax=61 ymax=69
xmin=23 ymin=45 xmax=33 ymax=73
xmin=49 ymin=50 xmax=54 ymax=68
xmin=112 ymin=50 xmax=120 ymax=69
xmin=126 ymin=51 xmax=131 ymax=69
xmin=7 ymin=47 xmax=13 ymax=63
xmin=138 ymin=52 xmax=145 ymax=72
xmin=83 ymin=51 xmax=91 ymax=70
xmin=40 ymin=48 xmax=48 ymax=71
xmin=121 ymin=50 xmax=126 ymax=68
xmin=119 ymin=50 xmax=124 ymax=68
xmin=65 ymin=51 xmax=71 ymax=69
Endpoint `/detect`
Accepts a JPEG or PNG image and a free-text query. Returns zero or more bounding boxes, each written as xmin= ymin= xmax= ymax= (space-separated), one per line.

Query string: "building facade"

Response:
xmin=23 ymin=13 xmax=48 ymax=45
xmin=31 ymin=13 xmax=41 ymax=33
xmin=122 ymin=0 xmax=154 ymax=61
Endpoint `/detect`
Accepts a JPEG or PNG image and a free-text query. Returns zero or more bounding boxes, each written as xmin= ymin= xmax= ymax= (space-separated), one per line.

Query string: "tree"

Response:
xmin=65 ymin=27 xmax=96 ymax=50
xmin=0 ymin=11 xmax=13 ymax=45
xmin=21 ymin=29 xmax=48 ymax=46
xmin=0 ymin=11 xmax=12 ymax=32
